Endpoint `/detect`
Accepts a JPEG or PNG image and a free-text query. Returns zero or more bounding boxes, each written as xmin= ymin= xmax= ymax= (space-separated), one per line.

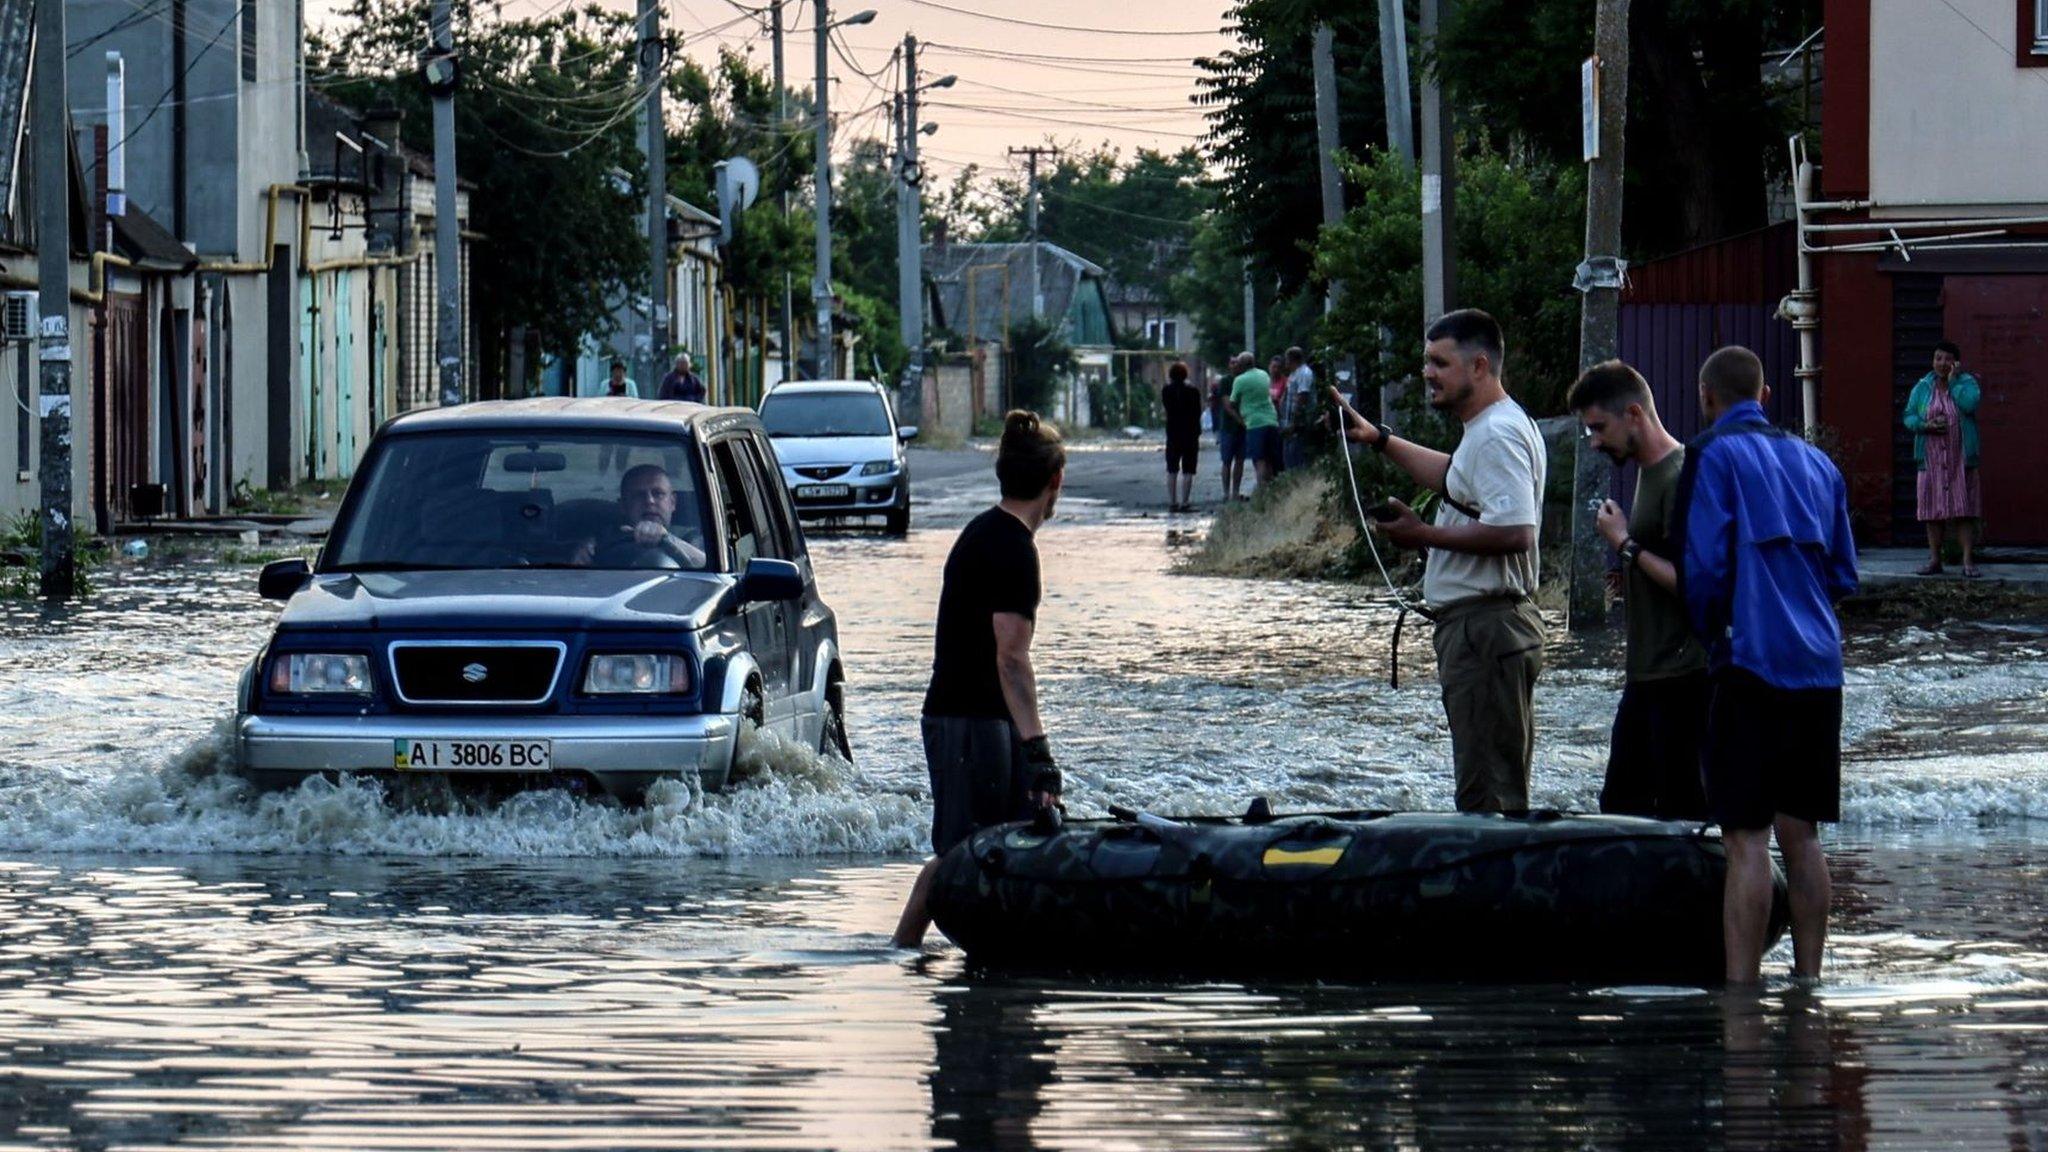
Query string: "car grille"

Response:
xmin=795 ymin=465 xmax=851 ymax=481
xmin=389 ymin=642 xmax=565 ymax=705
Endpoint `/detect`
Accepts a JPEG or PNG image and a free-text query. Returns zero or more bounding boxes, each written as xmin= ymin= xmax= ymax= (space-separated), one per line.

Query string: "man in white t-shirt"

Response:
xmin=1330 ymin=309 xmax=1548 ymax=812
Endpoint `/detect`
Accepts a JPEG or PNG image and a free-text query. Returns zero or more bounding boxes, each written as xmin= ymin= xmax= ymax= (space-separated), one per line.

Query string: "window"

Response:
xmin=1143 ymin=319 xmax=1179 ymax=349
xmin=325 ymin=431 xmax=710 ymax=571
xmin=2024 ymin=0 xmax=2048 ymax=65
xmin=240 ymin=0 xmax=257 ymax=82
xmin=710 ymin=439 xmax=773 ymax=567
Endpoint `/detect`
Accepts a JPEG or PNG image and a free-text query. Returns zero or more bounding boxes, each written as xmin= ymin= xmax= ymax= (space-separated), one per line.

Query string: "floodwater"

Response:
xmin=2 ymin=476 xmax=2047 ymax=1149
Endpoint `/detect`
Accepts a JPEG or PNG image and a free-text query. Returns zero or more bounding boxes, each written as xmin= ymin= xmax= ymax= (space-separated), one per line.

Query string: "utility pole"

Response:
xmin=1376 ymin=0 xmax=1415 ymax=163
xmin=1311 ymin=25 xmax=1344 ymax=309
xmin=896 ymin=34 xmax=924 ymax=419
xmin=429 ymin=0 xmax=464 ymax=408
xmin=1241 ymin=255 xmax=1255 ymax=353
xmin=1570 ymin=0 xmax=1631 ymax=631
xmin=1418 ymin=0 xmax=1456 ymax=325
xmin=32 ymin=0 xmax=75 ymax=595
xmin=1008 ymin=145 xmax=1058 ymax=320
xmin=1375 ymin=0 xmax=1414 ymax=421
xmin=772 ymin=0 xmax=794 ymax=381
xmin=640 ymin=0 xmax=667 ymax=396
xmin=812 ymin=0 xmax=834 ymax=377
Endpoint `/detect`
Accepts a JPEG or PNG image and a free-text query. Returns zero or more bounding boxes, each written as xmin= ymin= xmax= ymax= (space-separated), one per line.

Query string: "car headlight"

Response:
xmin=860 ymin=459 xmax=898 ymax=476
xmin=582 ymin=653 xmax=692 ymax=695
xmin=268 ymin=653 xmax=372 ymax=696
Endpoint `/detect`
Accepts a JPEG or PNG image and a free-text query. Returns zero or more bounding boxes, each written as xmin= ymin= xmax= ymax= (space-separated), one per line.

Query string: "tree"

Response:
xmin=1315 ymin=148 xmax=1586 ymax=414
xmin=1437 ymin=0 xmax=1821 ymax=255
xmin=1194 ymin=0 xmax=1389 ymax=293
xmin=311 ymin=0 xmax=649 ymax=367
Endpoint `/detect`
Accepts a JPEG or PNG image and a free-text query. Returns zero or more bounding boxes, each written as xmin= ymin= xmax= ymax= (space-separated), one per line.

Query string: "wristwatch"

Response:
xmin=1369 ymin=420 xmax=1393 ymax=453
xmin=1617 ymin=537 xmax=1643 ymax=567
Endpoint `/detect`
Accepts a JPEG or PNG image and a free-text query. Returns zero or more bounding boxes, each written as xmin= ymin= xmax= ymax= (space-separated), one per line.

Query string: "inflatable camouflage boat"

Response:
xmin=927 ymin=808 xmax=1788 ymax=984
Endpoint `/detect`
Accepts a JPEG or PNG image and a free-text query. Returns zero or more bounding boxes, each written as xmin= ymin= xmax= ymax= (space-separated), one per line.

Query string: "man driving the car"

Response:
xmin=596 ymin=463 xmax=709 ymax=568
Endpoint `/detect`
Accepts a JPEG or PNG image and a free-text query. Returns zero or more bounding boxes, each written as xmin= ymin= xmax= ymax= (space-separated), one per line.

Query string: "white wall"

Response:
xmin=1870 ymin=0 xmax=2048 ymax=212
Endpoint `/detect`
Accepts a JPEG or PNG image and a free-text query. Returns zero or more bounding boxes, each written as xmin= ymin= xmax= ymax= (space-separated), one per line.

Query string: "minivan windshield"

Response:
xmin=758 ymin=391 xmax=892 ymax=438
xmin=325 ymin=431 xmax=714 ymax=571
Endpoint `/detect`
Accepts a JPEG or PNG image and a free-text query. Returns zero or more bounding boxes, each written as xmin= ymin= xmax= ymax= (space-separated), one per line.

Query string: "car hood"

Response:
xmin=276 ymin=569 xmax=732 ymax=632
xmin=767 ymin=435 xmax=898 ymax=468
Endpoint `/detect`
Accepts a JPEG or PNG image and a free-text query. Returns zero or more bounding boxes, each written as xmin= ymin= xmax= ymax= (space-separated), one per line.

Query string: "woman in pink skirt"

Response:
xmin=1903 ymin=340 xmax=1983 ymax=577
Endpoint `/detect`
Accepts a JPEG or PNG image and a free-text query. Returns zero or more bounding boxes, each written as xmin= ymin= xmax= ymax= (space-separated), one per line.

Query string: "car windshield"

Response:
xmin=325 ymin=431 xmax=714 ymax=572
xmin=759 ymin=391 xmax=892 ymax=438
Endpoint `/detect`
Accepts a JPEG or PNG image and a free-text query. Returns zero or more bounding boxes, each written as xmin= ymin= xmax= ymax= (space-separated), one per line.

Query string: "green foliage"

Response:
xmin=1315 ymin=149 xmax=1585 ymax=415
xmin=1 ymin=512 xmax=106 ymax=598
xmin=991 ymin=148 xmax=1216 ymax=314
xmin=310 ymin=0 xmax=647 ymax=361
xmin=1168 ymin=212 xmax=1323 ymax=370
xmin=664 ymin=48 xmax=814 ymax=301
xmin=1005 ymin=318 xmax=1079 ymax=415
xmin=1194 ymin=0 xmax=1391 ymax=294
xmin=1437 ymin=0 xmax=1821 ymax=255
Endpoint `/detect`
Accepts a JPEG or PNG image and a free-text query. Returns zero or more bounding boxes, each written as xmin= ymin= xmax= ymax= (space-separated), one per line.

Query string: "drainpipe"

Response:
xmin=1778 ymin=137 xmax=1822 ymax=438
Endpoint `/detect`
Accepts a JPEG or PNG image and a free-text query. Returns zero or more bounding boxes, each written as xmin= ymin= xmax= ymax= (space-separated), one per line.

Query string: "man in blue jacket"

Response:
xmin=1673 ymin=345 xmax=1858 ymax=988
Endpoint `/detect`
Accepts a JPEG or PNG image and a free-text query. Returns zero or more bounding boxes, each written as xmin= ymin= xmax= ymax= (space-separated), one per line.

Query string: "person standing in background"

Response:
xmin=1160 ymin=362 xmax=1204 ymax=513
xmin=1227 ymin=353 xmax=1280 ymax=490
xmin=1903 ymin=339 xmax=1984 ymax=577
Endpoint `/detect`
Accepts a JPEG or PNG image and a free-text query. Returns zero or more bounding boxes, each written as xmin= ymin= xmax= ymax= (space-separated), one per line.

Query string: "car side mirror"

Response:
xmin=259 ymin=558 xmax=312 ymax=600
xmin=737 ymin=557 xmax=803 ymax=603
xmin=897 ymin=425 xmax=919 ymax=442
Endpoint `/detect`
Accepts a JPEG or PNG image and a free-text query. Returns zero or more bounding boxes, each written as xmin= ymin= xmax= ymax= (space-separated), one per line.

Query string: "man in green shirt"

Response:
xmin=1225 ymin=352 xmax=1280 ymax=486
xmin=1568 ymin=360 xmax=1710 ymax=819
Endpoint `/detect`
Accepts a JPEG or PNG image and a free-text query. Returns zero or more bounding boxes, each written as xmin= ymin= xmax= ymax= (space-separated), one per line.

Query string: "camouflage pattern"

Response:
xmin=927 ymin=810 xmax=1790 ymax=985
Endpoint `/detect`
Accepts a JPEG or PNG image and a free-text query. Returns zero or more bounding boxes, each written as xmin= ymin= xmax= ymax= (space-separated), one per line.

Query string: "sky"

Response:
xmin=310 ymin=0 xmax=1239 ymax=184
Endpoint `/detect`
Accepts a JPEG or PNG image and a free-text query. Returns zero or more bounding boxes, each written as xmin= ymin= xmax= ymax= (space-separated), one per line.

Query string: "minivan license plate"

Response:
xmin=797 ymin=484 xmax=850 ymax=499
xmin=394 ymin=738 xmax=552 ymax=772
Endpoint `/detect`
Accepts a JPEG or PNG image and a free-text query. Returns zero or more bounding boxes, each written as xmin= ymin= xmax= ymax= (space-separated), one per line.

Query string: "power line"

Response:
xmin=934 ymin=104 xmax=1204 ymax=139
xmin=898 ymin=0 xmax=1224 ymax=37
xmin=952 ymin=75 xmax=1196 ymax=111
xmin=922 ymin=41 xmax=1199 ymax=64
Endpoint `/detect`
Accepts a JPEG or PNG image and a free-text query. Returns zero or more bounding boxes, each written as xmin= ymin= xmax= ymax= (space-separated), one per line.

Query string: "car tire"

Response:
xmin=884 ymin=502 xmax=909 ymax=537
xmin=820 ymin=677 xmax=852 ymax=761
xmin=728 ymin=681 xmax=767 ymax=783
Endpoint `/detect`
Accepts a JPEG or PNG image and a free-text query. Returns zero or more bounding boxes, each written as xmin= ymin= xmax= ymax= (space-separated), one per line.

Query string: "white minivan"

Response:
xmin=758 ymin=380 xmax=916 ymax=535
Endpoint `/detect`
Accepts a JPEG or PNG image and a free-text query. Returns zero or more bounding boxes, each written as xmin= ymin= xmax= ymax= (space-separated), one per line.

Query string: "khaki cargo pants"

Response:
xmin=1432 ymin=596 xmax=1546 ymax=812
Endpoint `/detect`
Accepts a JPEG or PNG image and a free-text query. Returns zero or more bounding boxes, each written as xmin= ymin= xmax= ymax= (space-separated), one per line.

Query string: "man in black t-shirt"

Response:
xmin=894 ymin=409 xmax=1068 ymax=948
xmin=1161 ymin=361 xmax=1203 ymax=512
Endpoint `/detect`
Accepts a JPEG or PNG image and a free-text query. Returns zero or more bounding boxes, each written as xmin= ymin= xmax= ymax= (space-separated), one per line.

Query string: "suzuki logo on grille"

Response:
xmin=462 ymin=662 xmax=490 ymax=684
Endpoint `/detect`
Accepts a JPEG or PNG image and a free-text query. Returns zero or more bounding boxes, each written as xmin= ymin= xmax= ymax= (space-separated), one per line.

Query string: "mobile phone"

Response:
xmin=1368 ymin=502 xmax=1403 ymax=523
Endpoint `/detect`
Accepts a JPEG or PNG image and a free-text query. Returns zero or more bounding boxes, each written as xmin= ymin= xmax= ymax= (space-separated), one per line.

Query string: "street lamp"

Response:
xmin=812 ymin=4 xmax=878 ymax=378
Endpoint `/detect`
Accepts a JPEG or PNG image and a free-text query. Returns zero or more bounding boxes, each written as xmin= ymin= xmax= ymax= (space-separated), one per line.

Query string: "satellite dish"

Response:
xmin=714 ymin=157 xmax=761 ymax=245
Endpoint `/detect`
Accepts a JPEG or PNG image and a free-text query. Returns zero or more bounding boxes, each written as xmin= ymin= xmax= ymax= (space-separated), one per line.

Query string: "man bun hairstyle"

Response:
xmin=996 ymin=409 xmax=1066 ymax=499
xmin=1567 ymin=359 xmax=1654 ymax=416
xmin=1168 ymin=361 xmax=1189 ymax=384
xmin=1424 ymin=308 xmax=1505 ymax=371
xmin=1699 ymin=345 xmax=1766 ymax=403
xmin=1934 ymin=339 xmax=1961 ymax=359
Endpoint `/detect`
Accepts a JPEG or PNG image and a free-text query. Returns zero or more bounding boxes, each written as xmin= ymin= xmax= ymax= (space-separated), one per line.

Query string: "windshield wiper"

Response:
xmin=328 ymin=561 xmax=469 ymax=572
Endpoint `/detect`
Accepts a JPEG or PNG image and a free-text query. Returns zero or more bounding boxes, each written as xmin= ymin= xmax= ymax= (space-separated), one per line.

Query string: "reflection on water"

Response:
xmin=2 ymin=505 xmax=2048 ymax=1148
xmin=0 ymin=842 xmax=2042 ymax=1150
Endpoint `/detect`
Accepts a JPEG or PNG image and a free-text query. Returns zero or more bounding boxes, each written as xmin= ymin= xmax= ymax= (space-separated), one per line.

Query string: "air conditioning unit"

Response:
xmin=1 ymin=291 xmax=35 ymax=344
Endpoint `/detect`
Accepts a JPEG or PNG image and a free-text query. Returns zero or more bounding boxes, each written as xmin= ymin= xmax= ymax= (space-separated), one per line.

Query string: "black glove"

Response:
xmin=1021 ymin=735 xmax=1061 ymax=796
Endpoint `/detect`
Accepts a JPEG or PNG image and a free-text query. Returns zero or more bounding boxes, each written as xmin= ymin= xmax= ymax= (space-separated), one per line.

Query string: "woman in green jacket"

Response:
xmin=1902 ymin=340 xmax=1983 ymax=577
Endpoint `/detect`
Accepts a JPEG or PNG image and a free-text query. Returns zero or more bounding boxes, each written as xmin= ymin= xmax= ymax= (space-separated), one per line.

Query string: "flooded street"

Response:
xmin=3 ymin=453 xmax=2048 ymax=1149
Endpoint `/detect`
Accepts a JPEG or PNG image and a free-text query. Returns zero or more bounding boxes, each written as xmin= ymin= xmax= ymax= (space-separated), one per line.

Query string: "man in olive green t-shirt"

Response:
xmin=1225 ymin=352 xmax=1280 ymax=485
xmin=1568 ymin=360 xmax=1711 ymax=820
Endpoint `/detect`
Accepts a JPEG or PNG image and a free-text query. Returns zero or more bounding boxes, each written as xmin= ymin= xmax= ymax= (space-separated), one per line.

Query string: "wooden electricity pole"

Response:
xmin=32 ymin=0 xmax=75 ymax=595
xmin=1569 ymin=0 xmax=1631 ymax=631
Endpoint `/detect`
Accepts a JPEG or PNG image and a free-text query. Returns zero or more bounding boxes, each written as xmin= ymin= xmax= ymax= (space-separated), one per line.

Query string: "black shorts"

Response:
xmin=922 ymin=714 xmax=1033 ymax=855
xmin=1702 ymin=667 xmax=1842 ymax=830
xmin=1599 ymin=672 xmax=1710 ymax=821
xmin=1165 ymin=436 xmax=1199 ymax=474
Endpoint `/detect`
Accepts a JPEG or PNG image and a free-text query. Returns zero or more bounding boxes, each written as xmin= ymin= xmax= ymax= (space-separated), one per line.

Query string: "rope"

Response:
xmin=1330 ymin=394 xmax=1435 ymax=686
